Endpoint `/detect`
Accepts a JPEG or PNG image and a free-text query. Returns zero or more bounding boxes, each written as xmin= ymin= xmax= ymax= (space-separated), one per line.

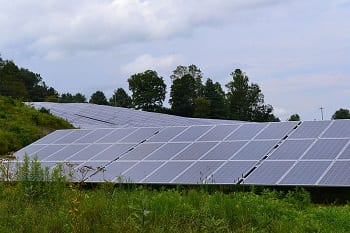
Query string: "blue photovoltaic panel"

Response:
xmin=90 ymin=143 xmax=136 ymax=161
xmin=171 ymin=125 xmax=213 ymax=142
xmin=16 ymin=144 xmax=47 ymax=160
xmin=121 ymin=162 xmax=163 ymax=182
xmin=171 ymin=142 xmax=218 ymax=160
xmin=302 ymin=139 xmax=348 ymax=160
xmin=200 ymin=141 xmax=248 ymax=160
xmin=96 ymin=128 xmax=137 ymax=143
xmin=243 ymin=161 xmax=294 ymax=185
xmin=68 ymin=144 xmax=112 ymax=161
xmin=120 ymin=127 xmax=160 ymax=143
xmin=279 ymin=161 xmax=331 ymax=185
xmin=30 ymin=145 xmax=66 ymax=160
xmin=86 ymin=161 xmax=137 ymax=182
xmin=147 ymin=127 xmax=187 ymax=142
xmin=322 ymin=120 xmax=350 ymax=138
xmin=267 ymin=139 xmax=314 ymax=160
xmin=208 ymin=161 xmax=257 ymax=184
xmin=75 ymin=129 xmax=115 ymax=143
xmin=54 ymin=130 xmax=93 ymax=144
xmin=144 ymin=143 xmax=190 ymax=160
xmin=43 ymin=144 xmax=87 ymax=161
xmin=172 ymin=161 xmax=223 ymax=184
xmin=339 ymin=144 xmax=350 ymax=159
xmin=34 ymin=130 xmax=71 ymax=144
xmin=255 ymin=121 xmax=297 ymax=139
xmin=319 ymin=161 xmax=350 ymax=186
xmin=144 ymin=161 xmax=193 ymax=183
xmin=232 ymin=140 xmax=278 ymax=160
xmin=225 ymin=123 xmax=266 ymax=140
xmin=198 ymin=124 xmax=240 ymax=141
xmin=289 ymin=121 xmax=331 ymax=139
xmin=119 ymin=143 xmax=164 ymax=160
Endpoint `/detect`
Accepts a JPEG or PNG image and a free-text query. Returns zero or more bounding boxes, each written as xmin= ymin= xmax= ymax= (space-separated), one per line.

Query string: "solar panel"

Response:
xmin=16 ymin=144 xmax=47 ymax=160
xmin=147 ymin=127 xmax=187 ymax=142
xmin=90 ymin=144 xmax=136 ymax=161
xmin=279 ymin=161 xmax=331 ymax=185
xmin=143 ymin=161 xmax=193 ymax=183
xmin=318 ymin=161 xmax=350 ymax=186
xmin=198 ymin=124 xmax=240 ymax=141
xmin=225 ymin=123 xmax=266 ymax=140
xmin=95 ymin=128 xmax=137 ymax=143
xmin=289 ymin=121 xmax=331 ymax=139
xmin=255 ymin=121 xmax=297 ymax=139
xmin=144 ymin=143 xmax=190 ymax=160
xmin=119 ymin=143 xmax=164 ymax=160
xmin=171 ymin=125 xmax=213 ymax=142
xmin=54 ymin=130 xmax=93 ymax=144
xmin=171 ymin=142 xmax=218 ymax=160
xmin=322 ymin=120 xmax=350 ymax=138
xmin=67 ymin=144 xmax=112 ymax=161
xmin=121 ymin=162 xmax=164 ymax=183
xmin=200 ymin=141 xmax=248 ymax=160
xmin=231 ymin=140 xmax=278 ymax=160
xmin=43 ymin=144 xmax=87 ymax=161
xmin=302 ymin=139 xmax=348 ymax=160
xmin=120 ymin=127 xmax=161 ymax=143
xmin=207 ymin=161 xmax=257 ymax=184
xmin=172 ymin=161 xmax=223 ymax=184
xmin=86 ymin=161 xmax=137 ymax=182
xmin=243 ymin=161 xmax=294 ymax=185
xmin=267 ymin=139 xmax=314 ymax=160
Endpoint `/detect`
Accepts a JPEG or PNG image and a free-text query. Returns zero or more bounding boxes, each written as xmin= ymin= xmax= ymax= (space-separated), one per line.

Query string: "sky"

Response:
xmin=1 ymin=0 xmax=349 ymax=121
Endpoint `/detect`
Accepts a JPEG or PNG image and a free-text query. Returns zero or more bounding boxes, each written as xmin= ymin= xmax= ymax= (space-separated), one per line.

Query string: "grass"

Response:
xmin=0 ymin=96 xmax=73 ymax=156
xmin=0 ymin=158 xmax=350 ymax=233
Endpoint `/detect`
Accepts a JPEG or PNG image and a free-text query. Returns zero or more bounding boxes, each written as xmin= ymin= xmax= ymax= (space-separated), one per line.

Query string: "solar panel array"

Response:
xmin=243 ymin=120 xmax=350 ymax=186
xmin=15 ymin=103 xmax=350 ymax=187
xmin=29 ymin=102 xmax=238 ymax=128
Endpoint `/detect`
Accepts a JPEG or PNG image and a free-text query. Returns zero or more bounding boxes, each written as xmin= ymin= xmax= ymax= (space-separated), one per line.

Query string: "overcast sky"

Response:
xmin=1 ymin=0 xmax=349 ymax=120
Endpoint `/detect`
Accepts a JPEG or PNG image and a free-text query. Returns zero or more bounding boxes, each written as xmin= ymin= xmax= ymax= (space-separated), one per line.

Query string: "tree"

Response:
xmin=288 ymin=114 xmax=301 ymax=121
xmin=0 ymin=61 xmax=28 ymax=98
xmin=169 ymin=74 xmax=197 ymax=117
xmin=61 ymin=92 xmax=87 ymax=103
xmin=109 ymin=88 xmax=132 ymax=108
xmin=170 ymin=64 xmax=203 ymax=96
xmin=89 ymin=91 xmax=108 ymax=105
xmin=226 ymin=69 xmax=278 ymax=122
xmin=128 ymin=70 xmax=166 ymax=111
xmin=203 ymin=78 xmax=227 ymax=119
xmin=193 ymin=97 xmax=210 ymax=118
xmin=332 ymin=108 xmax=350 ymax=119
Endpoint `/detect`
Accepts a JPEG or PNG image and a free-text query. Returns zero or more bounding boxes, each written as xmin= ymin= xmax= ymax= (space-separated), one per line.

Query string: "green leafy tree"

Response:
xmin=193 ymin=97 xmax=210 ymax=118
xmin=332 ymin=108 xmax=350 ymax=119
xmin=226 ymin=69 xmax=278 ymax=122
xmin=0 ymin=61 xmax=28 ymax=98
xmin=288 ymin=114 xmax=301 ymax=121
xmin=109 ymin=88 xmax=132 ymax=108
xmin=169 ymin=74 xmax=197 ymax=117
xmin=61 ymin=92 xmax=87 ymax=103
xmin=203 ymin=78 xmax=227 ymax=119
xmin=170 ymin=64 xmax=203 ymax=96
xmin=89 ymin=91 xmax=108 ymax=105
xmin=128 ymin=70 xmax=166 ymax=111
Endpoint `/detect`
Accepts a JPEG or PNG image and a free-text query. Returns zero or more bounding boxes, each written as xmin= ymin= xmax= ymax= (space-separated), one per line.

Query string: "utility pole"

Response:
xmin=320 ymin=107 xmax=324 ymax=120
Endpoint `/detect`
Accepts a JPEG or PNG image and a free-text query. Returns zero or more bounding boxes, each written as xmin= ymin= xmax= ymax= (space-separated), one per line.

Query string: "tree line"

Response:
xmin=1 ymin=55 xmax=348 ymax=121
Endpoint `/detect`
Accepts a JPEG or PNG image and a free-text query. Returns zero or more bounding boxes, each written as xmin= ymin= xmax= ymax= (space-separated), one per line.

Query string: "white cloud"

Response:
xmin=121 ymin=54 xmax=182 ymax=76
xmin=0 ymin=0 xmax=281 ymax=59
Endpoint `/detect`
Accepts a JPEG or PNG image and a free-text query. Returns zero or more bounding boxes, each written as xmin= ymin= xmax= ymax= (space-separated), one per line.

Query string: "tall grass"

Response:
xmin=0 ymin=158 xmax=350 ymax=232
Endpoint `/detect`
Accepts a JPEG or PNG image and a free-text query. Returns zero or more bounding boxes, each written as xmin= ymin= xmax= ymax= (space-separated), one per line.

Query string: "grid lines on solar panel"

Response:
xmin=289 ymin=121 xmax=331 ymax=139
xmin=321 ymin=120 xmax=350 ymax=138
xmin=254 ymin=121 xmax=298 ymax=139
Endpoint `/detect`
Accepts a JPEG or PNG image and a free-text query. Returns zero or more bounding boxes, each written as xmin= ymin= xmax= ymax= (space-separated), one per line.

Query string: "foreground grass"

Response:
xmin=0 ymin=180 xmax=350 ymax=233
xmin=0 ymin=96 xmax=73 ymax=155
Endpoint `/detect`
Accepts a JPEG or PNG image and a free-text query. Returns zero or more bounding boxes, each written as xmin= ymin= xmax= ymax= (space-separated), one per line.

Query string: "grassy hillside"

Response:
xmin=0 ymin=96 xmax=73 ymax=156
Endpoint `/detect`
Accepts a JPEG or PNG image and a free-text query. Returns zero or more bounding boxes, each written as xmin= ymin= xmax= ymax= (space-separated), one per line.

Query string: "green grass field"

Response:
xmin=0 ymin=158 xmax=349 ymax=233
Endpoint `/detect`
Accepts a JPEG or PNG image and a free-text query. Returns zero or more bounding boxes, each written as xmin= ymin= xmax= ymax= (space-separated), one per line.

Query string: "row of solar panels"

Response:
xmin=30 ymin=102 xmax=238 ymax=128
xmin=15 ymin=120 xmax=350 ymax=186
